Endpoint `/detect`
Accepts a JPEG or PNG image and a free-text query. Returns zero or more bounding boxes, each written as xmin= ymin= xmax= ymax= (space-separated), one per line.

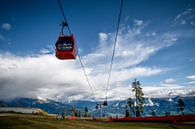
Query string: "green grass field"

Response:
xmin=0 ymin=113 xmax=194 ymax=129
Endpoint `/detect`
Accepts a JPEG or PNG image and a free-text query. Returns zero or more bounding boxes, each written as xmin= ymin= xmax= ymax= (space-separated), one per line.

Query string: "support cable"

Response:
xmin=105 ymin=0 xmax=124 ymax=101
xmin=57 ymin=0 xmax=97 ymax=102
xmin=57 ymin=0 xmax=71 ymax=34
xmin=78 ymin=54 xmax=97 ymax=102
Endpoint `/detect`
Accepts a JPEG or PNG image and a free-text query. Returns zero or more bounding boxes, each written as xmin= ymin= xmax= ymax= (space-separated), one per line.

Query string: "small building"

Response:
xmin=0 ymin=107 xmax=41 ymax=114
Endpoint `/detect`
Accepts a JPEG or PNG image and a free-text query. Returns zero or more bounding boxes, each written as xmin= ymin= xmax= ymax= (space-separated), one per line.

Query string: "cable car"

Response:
xmin=55 ymin=22 xmax=77 ymax=60
xmin=55 ymin=34 xmax=77 ymax=59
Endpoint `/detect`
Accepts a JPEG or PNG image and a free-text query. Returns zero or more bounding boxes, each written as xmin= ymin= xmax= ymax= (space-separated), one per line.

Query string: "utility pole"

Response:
xmin=96 ymin=103 xmax=103 ymax=118
xmin=100 ymin=104 xmax=102 ymax=118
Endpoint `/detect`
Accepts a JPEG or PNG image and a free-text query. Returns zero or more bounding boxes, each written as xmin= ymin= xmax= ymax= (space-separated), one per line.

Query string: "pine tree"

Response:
xmin=84 ymin=107 xmax=88 ymax=117
xmin=177 ymin=98 xmax=185 ymax=115
xmin=127 ymin=97 xmax=134 ymax=116
xmin=71 ymin=107 xmax=78 ymax=116
xmin=151 ymin=109 xmax=156 ymax=116
xmin=78 ymin=110 xmax=81 ymax=117
xmin=125 ymin=104 xmax=130 ymax=117
xmin=132 ymin=79 xmax=144 ymax=117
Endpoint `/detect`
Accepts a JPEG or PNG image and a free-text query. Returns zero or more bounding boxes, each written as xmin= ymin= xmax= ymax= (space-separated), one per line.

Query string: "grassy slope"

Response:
xmin=0 ymin=113 xmax=194 ymax=129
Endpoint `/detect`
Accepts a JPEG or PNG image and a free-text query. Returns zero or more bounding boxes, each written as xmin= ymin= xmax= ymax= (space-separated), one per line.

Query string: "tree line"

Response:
xmin=125 ymin=79 xmax=185 ymax=117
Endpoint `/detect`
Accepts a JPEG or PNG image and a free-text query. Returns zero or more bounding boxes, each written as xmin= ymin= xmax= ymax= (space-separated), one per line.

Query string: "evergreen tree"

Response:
xmin=151 ymin=109 xmax=156 ymax=116
xmin=177 ymin=98 xmax=185 ymax=115
xmin=127 ymin=97 xmax=134 ymax=116
xmin=78 ymin=110 xmax=81 ymax=117
xmin=71 ymin=107 xmax=78 ymax=116
xmin=125 ymin=104 xmax=130 ymax=117
xmin=132 ymin=79 xmax=144 ymax=117
xmin=165 ymin=111 xmax=170 ymax=116
xmin=84 ymin=107 xmax=88 ymax=117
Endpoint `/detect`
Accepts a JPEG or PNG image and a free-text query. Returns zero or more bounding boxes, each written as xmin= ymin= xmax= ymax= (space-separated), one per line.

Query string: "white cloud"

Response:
xmin=164 ymin=78 xmax=176 ymax=84
xmin=1 ymin=23 xmax=12 ymax=31
xmin=186 ymin=75 xmax=195 ymax=80
xmin=174 ymin=14 xmax=182 ymax=21
xmin=0 ymin=53 xmax=90 ymax=101
xmin=174 ymin=8 xmax=195 ymax=26
xmin=39 ymin=45 xmax=54 ymax=54
xmin=134 ymin=19 xmax=143 ymax=26
xmin=99 ymin=33 xmax=109 ymax=42
xmin=160 ymin=78 xmax=180 ymax=87
xmin=130 ymin=19 xmax=149 ymax=35
xmin=152 ymin=32 xmax=156 ymax=36
xmin=162 ymin=33 xmax=178 ymax=45
xmin=40 ymin=48 xmax=50 ymax=54
xmin=143 ymin=85 xmax=195 ymax=98
xmin=0 ymin=52 xmax=194 ymax=101
xmin=161 ymin=83 xmax=179 ymax=87
xmin=188 ymin=81 xmax=195 ymax=84
xmin=0 ymin=19 xmax=192 ymax=101
xmin=94 ymin=22 xmax=179 ymax=71
xmin=170 ymin=37 xmax=178 ymax=42
xmin=0 ymin=53 xmax=164 ymax=101
xmin=146 ymin=32 xmax=157 ymax=37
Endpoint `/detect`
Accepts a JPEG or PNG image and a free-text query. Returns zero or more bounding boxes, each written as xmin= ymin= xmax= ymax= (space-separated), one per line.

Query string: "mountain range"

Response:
xmin=0 ymin=96 xmax=194 ymax=117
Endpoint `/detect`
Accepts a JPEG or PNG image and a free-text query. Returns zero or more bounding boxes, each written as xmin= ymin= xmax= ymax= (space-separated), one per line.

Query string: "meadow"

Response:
xmin=0 ymin=113 xmax=194 ymax=129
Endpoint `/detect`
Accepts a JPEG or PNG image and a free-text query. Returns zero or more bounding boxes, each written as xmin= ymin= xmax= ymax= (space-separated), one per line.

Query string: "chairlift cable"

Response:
xmin=105 ymin=0 xmax=124 ymax=101
xmin=57 ymin=0 xmax=124 ymax=104
xmin=78 ymin=54 xmax=97 ymax=102
xmin=57 ymin=0 xmax=71 ymax=34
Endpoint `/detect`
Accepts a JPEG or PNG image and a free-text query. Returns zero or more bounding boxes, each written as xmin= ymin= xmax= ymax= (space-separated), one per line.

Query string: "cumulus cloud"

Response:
xmin=160 ymin=78 xmax=180 ymax=87
xmin=1 ymin=23 xmax=12 ymax=31
xmin=186 ymin=75 xmax=195 ymax=80
xmin=188 ymin=81 xmax=195 ymax=84
xmin=164 ymin=78 xmax=176 ymax=84
xmin=0 ymin=53 xmax=89 ymax=101
xmin=143 ymin=85 xmax=195 ymax=98
xmin=0 ymin=19 xmax=193 ymax=101
xmin=0 ymin=52 xmax=164 ymax=101
xmin=151 ymin=32 xmax=156 ymax=36
xmin=99 ymin=33 xmax=109 ymax=42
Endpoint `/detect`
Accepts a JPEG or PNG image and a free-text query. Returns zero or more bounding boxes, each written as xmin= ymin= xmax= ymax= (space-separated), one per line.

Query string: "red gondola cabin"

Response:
xmin=55 ymin=34 xmax=77 ymax=60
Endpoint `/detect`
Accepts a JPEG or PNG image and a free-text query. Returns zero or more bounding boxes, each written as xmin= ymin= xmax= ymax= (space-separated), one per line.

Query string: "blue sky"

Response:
xmin=0 ymin=0 xmax=195 ymax=101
